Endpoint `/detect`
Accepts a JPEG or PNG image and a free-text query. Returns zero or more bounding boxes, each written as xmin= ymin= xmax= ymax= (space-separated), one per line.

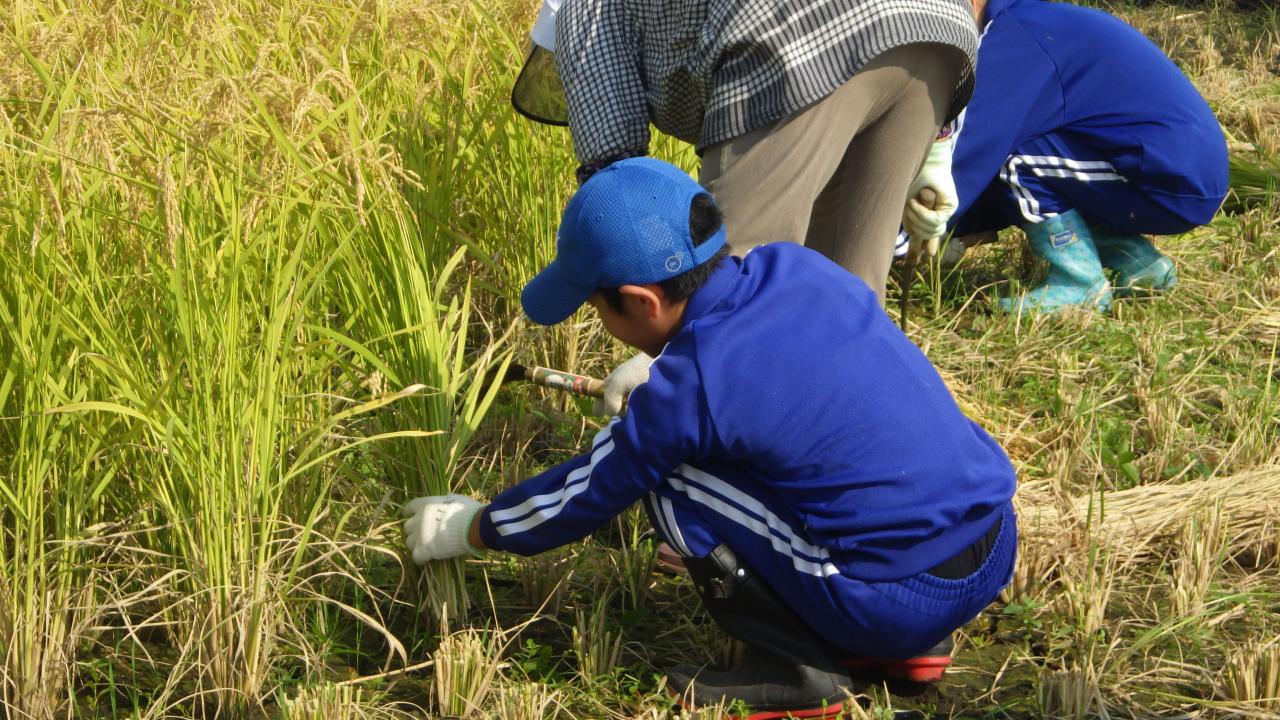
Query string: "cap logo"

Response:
xmin=664 ymin=252 xmax=685 ymax=273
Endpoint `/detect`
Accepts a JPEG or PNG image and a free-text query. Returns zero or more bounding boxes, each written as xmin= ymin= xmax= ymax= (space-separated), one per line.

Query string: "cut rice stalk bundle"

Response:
xmin=1225 ymin=153 xmax=1280 ymax=213
xmin=1019 ymin=468 xmax=1280 ymax=564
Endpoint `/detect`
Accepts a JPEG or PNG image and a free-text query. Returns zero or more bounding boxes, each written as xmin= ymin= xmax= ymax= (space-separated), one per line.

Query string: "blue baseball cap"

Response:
xmin=521 ymin=157 xmax=727 ymax=325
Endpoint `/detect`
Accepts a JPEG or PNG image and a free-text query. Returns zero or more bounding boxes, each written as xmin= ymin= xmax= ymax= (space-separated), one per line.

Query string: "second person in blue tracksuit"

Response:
xmin=947 ymin=0 xmax=1228 ymax=313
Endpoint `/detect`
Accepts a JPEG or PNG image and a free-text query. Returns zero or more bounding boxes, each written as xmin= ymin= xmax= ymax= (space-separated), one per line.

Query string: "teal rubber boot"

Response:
xmin=1091 ymin=227 xmax=1177 ymax=296
xmin=998 ymin=210 xmax=1112 ymax=314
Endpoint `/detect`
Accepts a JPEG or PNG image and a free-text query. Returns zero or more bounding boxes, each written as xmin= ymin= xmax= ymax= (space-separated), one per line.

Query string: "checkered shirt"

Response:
xmin=555 ymin=0 xmax=979 ymax=167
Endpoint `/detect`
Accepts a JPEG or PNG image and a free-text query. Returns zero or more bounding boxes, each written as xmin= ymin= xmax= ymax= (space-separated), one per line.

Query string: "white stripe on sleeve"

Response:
xmin=1025 ymin=167 xmax=1127 ymax=182
xmin=1013 ymin=155 xmax=1117 ymax=172
xmin=489 ymin=421 xmax=618 ymax=530
xmin=667 ymin=465 xmax=840 ymax=578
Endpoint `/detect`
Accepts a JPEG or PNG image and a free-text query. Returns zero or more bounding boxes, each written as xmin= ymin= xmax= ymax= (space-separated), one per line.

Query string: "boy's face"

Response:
xmin=587 ymin=288 xmax=682 ymax=358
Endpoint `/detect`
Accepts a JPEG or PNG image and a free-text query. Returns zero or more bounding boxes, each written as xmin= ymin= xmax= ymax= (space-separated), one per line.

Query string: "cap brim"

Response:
xmin=521 ymin=258 xmax=593 ymax=325
xmin=511 ymin=45 xmax=569 ymax=126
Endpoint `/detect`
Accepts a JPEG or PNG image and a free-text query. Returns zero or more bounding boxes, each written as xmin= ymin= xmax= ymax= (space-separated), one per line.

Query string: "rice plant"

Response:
xmin=607 ymin=507 xmax=659 ymax=612
xmin=1058 ymin=538 xmax=1117 ymax=643
xmin=573 ymin=590 xmax=624 ymax=680
xmin=1218 ymin=636 xmax=1280 ymax=712
xmin=1225 ymin=153 xmax=1280 ymax=212
xmin=1037 ymin=660 xmax=1106 ymax=720
xmin=1170 ymin=503 xmax=1228 ymax=618
xmin=433 ymin=625 xmax=504 ymax=717
xmin=331 ymin=240 xmax=512 ymax=625
xmin=490 ymin=681 xmax=562 ymax=720
xmin=2 ymin=0 xmax=511 ymax=714
xmin=0 ymin=239 xmax=111 ymax=717
xmin=280 ymin=682 xmax=415 ymax=720
xmin=1004 ymin=489 xmax=1068 ymax=604
xmin=514 ymin=547 xmax=576 ymax=615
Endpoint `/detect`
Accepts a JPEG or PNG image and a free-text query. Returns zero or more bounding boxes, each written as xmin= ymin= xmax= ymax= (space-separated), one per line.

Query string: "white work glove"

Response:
xmin=591 ymin=352 xmax=653 ymax=416
xmin=402 ymin=494 xmax=484 ymax=565
xmin=903 ymin=135 xmax=959 ymax=256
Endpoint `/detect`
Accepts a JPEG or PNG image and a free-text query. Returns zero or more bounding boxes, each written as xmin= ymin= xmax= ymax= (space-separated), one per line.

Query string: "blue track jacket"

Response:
xmin=478 ymin=244 xmax=1016 ymax=581
xmin=951 ymin=0 xmax=1227 ymax=227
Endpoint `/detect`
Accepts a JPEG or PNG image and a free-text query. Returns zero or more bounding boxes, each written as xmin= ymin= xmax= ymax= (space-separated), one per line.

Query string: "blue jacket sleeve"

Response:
xmin=477 ymin=346 xmax=713 ymax=555
xmin=950 ymin=17 xmax=1064 ymax=225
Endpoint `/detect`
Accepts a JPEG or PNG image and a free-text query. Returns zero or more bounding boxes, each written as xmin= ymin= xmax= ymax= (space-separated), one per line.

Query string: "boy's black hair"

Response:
xmin=598 ymin=192 xmax=730 ymax=314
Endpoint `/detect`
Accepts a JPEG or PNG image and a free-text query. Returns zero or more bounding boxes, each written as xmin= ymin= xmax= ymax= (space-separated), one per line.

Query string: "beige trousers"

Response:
xmin=700 ymin=43 xmax=965 ymax=303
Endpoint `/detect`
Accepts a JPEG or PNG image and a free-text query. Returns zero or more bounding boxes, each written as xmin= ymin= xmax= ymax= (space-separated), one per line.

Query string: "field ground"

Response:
xmin=1 ymin=0 xmax=1278 ymax=718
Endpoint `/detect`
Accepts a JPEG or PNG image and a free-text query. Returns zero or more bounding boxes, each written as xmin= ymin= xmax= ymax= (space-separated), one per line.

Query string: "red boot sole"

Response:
xmin=843 ymin=655 xmax=951 ymax=683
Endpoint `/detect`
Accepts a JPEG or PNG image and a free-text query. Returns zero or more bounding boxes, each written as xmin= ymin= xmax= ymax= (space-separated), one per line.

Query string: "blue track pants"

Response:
xmin=953 ymin=132 xmax=1224 ymax=237
xmin=643 ymin=463 xmax=1017 ymax=659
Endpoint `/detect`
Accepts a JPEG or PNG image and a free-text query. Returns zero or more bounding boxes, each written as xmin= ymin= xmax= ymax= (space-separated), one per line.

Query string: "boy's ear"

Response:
xmin=617 ymin=284 xmax=664 ymax=319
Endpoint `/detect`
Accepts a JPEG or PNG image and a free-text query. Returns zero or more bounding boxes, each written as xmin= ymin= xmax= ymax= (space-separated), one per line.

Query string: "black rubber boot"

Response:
xmin=666 ymin=544 xmax=852 ymax=719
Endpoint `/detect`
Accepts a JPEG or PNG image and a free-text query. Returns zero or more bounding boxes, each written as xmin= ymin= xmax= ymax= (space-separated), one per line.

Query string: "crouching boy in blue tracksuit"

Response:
xmin=402 ymin=158 xmax=1017 ymax=719
xmin=944 ymin=0 xmax=1228 ymax=313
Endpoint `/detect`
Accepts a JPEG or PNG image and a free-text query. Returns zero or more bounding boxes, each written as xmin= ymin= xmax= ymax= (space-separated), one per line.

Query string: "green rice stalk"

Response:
xmin=0 ymin=2 xmax=496 ymax=712
xmin=572 ymin=590 xmax=623 ymax=680
xmin=608 ymin=507 xmax=658 ymax=612
xmin=0 ymin=206 xmax=109 ymax=718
